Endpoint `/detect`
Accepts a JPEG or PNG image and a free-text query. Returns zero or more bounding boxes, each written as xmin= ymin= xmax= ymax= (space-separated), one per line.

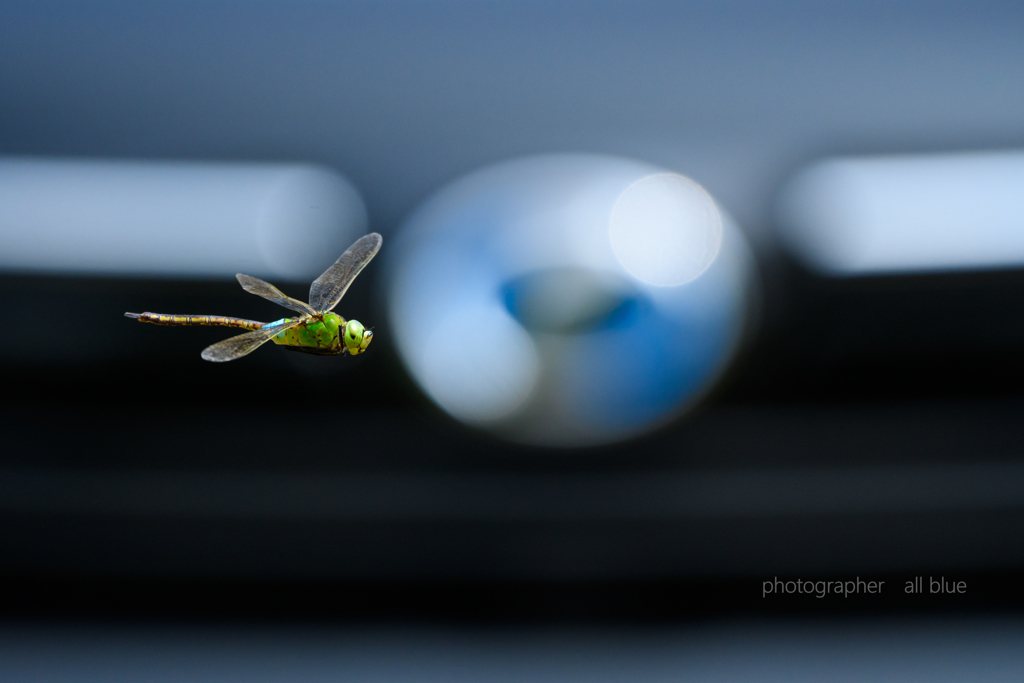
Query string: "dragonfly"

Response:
xmin=126 ymin=232 xmax=382 ymax=362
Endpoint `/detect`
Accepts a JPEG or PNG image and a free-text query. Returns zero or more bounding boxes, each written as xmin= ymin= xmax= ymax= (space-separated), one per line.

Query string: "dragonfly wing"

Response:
xmin=308 ymin=232 xmax=383 ymax=313
xmin=237 ymin=274 xmax=317 ymax=316
xmin=200 ymin=317 xmax=305 ymax=362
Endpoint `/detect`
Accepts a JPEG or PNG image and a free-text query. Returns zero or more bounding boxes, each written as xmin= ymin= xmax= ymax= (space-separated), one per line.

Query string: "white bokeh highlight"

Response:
xmin=609 ymin=173 xmax=723 ymax=286
xmin=418 ymin=304 xmax=540 ymax=424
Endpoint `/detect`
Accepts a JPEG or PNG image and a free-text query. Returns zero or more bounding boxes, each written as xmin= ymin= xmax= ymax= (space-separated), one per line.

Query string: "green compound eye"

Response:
xmin=344 ymin=320 xmax=365 ymax=353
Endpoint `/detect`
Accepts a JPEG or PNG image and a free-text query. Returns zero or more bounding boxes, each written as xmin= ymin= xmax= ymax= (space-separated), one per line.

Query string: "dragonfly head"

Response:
xmin=343 ymin=319 xmax=373 ymax=355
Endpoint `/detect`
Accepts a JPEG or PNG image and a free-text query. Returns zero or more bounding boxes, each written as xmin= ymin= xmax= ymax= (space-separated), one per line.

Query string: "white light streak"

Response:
xmin=777 ymin=150 xmax=1024 ymax=275
xmin=0 ymin=157 xmax=366 ymax=280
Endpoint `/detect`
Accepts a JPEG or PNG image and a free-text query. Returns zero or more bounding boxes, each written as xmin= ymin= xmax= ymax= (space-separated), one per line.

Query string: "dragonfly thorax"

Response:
xmin=269 ymin=312 xmax=346 ymax=354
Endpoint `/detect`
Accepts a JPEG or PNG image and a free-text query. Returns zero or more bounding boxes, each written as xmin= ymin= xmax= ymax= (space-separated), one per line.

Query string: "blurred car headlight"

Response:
xmin=385 ymin=154 xmax=757 ymax=447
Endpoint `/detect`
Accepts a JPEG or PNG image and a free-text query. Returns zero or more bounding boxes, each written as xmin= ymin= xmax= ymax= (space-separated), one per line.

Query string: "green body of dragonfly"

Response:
xmin=125 ymin=233 xmax=382 ymax=362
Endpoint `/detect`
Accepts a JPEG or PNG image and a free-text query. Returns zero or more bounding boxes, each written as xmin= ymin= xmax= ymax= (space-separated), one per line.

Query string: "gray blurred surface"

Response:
xmin=2 ymin=1 xmax=1023 ymax=243
xmin=3 ymin=0 xmax=1024 ymax=584
xmin=2 ymin=619 xmax=1022 ymax=682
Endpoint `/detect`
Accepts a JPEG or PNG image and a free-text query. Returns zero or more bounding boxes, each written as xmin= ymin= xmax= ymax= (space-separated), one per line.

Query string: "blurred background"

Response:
xmin=3 ymin=0 xmax=1024 ymax=679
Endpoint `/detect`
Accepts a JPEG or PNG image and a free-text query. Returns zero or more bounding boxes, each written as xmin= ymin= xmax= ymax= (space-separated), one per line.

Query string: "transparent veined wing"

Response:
xmin=236 ymin=274 xmax=317 ymax=316
xmin=200 ymin=317 xmax=306 ymax=362
xmin=308 ymin=232 xmax=383 ymax=313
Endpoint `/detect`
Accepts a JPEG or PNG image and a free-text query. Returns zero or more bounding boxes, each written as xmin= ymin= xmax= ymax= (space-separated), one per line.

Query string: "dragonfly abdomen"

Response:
xmin=125 ymin=312 xmax=264 ymax=330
